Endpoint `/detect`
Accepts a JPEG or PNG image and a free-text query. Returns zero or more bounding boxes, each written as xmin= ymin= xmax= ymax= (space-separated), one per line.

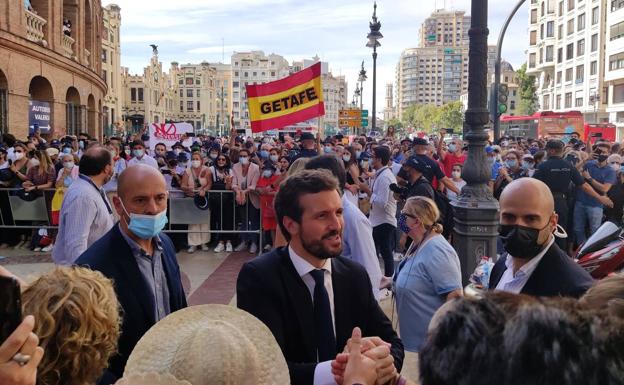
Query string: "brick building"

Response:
xmin=0 ymin=0 xmax=107 ymax=140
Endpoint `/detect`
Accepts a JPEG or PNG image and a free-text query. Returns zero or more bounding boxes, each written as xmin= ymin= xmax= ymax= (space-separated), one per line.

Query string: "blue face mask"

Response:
xmin=120 ymin=200 xmax=168 ymax=239
xmin=398 ymin=213 xmax=411 ymax=234
xmin=506 ymin=160 xmax=518 ymax=169
xmin=487 ymin=156 xmax=496 ymax=165
xmin=133 ymin=149 xmax=144 ymax=158
xmin=260 ymin=150 xmax=269 ymax=159
xmin=324 ymin=146 xmax=332 ymax=154
xmin=529 ymin=147 xmax=538 ymax=155
xmin=448 ymin=144 xmax=457 ymax=153
xmin=356 ymin=151 xmax=362 ymax=159
xmin=62 ymin=147 xmax=72 ymax=154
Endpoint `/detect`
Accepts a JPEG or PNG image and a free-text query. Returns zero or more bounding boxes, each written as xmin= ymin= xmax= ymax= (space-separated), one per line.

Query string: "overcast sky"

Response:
xmin=103 ymin=0 xmax=529 ymax=118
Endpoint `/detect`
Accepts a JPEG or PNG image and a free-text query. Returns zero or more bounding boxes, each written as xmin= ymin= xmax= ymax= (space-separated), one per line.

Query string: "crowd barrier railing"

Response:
xmin=0 ymin=188 xmax=263 ymax=250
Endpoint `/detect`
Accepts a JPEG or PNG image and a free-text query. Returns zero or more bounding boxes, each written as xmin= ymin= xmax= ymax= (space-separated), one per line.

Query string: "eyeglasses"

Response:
xmin=401 ymin=212 xmax=417 ymax=219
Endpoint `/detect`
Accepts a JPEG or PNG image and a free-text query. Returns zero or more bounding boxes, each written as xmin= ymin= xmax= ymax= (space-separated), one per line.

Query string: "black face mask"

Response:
xmin=499 ymin=222 xmax=551 ymax=259
xmin=597 ymin=154 xmax=609 ymax=163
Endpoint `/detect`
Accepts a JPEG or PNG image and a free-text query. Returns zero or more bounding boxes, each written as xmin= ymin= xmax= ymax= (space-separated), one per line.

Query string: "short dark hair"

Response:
xmin=1 ymin=133 xmax=16 ymax=147
xmin=79 ymin=146 xmax=112 ymax=176
xmin=373 ymin=146 xmax=391 ymax=166
xmin=274 ymin=169 xmax=339 ymax=241
xmin=304 ymin=155 xmax=346 ymax=192
xmin=155 ymin=142 xmax=166 ymax=149
xmin=131 ymin=140 xmax=145 ymax=149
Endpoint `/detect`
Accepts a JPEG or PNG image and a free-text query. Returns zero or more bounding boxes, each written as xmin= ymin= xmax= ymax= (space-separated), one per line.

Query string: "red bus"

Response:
xmin=500 ymin=111 xmax=585 ymax=140
xmin=584 ymin=123 xmax=616 ymax=144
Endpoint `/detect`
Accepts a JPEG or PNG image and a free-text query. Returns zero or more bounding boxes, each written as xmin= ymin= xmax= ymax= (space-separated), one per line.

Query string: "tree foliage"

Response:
xmin=401 ymin=101 xmax=464 ymax=133
xmin=516 ymin=63 xmax=539 ymax=115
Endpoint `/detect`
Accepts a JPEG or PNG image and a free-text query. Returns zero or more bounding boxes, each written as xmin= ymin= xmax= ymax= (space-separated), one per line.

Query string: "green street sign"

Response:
xmin=362 ymin=119 xmax=369 ymax=127
xmin=361 ymin=110 xmax=369 ymax=117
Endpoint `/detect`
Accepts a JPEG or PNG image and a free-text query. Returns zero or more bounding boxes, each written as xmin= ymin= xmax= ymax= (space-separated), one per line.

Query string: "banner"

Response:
xmin=246 ymin=62 xmax=324 ymax=133
xmin=29 ymin=100 xmax=51 ymax=134
xmin=148 ymin=122 xmax=194 ymax=150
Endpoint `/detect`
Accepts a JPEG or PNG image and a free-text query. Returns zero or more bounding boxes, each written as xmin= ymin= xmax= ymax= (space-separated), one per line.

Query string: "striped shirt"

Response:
xmin=52 ymin=175 xmax=115 ymax=265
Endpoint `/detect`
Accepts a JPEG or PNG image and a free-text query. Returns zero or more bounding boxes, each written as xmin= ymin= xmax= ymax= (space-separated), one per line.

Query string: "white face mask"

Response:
xmin=63 ymin=161 xmax=74 ymax=170
xmin=174 ymin=149 xmax=182 ymax=155
xmin=240 ymin=157 xmax=249 ymax=165
xmin=611 ymin=163 xmax=621 ymax=172
xmin=14 ymin=152 xmax=24 ymax=160
xmin=262 ymin=170 xmax=273 ymax=178
xmin=270 ymin=155 xmax=279 ymax=162
xmin=342 ymin=155 xmax=351 ymax=162
xmin=452 ymin=171 xmax=461 ymax=179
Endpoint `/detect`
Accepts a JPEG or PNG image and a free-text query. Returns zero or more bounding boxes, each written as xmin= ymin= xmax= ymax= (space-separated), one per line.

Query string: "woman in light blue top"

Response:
xmin=394 ymin=196 xmax=463 ymax=352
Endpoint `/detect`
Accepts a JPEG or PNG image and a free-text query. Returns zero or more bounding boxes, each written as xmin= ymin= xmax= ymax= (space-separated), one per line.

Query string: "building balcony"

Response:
xmin=61 ymin=34 xmax=75 ymax=58
xmin=25 ymin=9 xmax=47 ymax=46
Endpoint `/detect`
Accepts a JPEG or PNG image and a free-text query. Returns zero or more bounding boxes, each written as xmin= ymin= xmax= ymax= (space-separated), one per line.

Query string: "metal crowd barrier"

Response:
xmin=0 ymin=188 xmax=263 ymax=250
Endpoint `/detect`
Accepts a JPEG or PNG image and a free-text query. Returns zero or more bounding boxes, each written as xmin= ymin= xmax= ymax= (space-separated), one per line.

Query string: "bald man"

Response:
xmin=53 ymin=145 xmax=115 ymax=265
xmin=489 ymin=178 xmax=594 ymax=298
xmin=76 ymin=164 xmax=187 ymax=384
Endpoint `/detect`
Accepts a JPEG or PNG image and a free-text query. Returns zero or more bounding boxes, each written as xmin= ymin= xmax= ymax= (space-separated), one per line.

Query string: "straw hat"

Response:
xmin=115 ymin=372 xmax=191 ymax=385
xmin=124 ymin=304 xmax=290 ymax=385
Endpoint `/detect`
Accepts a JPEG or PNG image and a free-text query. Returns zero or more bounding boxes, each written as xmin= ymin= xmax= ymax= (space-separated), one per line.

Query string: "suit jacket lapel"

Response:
xmin=521 ymin=244 xmax=556 ymax=296
xmin=331 ymin=259 xmax=350 ymax=352
xmin=279 ymin=249 xmax=316 ymax=360
xmin=111 ymin=226 xmax=156 ymax=324
xmin=489 ymin=254 xmax=508 ymax=289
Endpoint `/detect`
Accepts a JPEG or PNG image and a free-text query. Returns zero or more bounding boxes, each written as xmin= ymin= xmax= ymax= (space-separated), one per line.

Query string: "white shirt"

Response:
xmin=369 ymin=166 xmax=397 ymax=228
xmin=495 ymin=236 xmax=555 ymax=294
xmin=341 ymin=195 xmax=382 ymax=299
xmin=128 ymin=154 xmax=159 ymax=169
xmin=288 ymin=246 xmax=338 ymax=385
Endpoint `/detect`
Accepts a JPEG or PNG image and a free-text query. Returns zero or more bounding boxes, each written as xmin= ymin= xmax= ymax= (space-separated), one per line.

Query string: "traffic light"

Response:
xmin=498 ymin=84 xmax=509 ymax=115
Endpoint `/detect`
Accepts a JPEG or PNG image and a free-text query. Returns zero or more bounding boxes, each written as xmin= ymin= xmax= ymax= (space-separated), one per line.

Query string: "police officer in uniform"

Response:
xmin=533 ymin=139 xmax=613 ymax=249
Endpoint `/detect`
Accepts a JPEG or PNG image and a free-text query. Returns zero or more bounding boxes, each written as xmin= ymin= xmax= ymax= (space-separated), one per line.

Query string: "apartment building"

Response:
xmin=605 ymin=0 xmax=624 ymax=135
xmin=231 ymin=51 xmax=290 ymax=129
xmin=102 ymin=4 xmax=123 ymax=133
xmin=171 ymin=61 xmax=218 ymax=130
xmin=526 ymin=0 xmax=607 ymax=122
xmin=395 ymin=9 xmax=496 ymax=119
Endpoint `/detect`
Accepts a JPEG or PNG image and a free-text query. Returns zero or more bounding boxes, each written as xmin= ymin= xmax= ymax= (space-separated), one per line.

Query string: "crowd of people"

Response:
xmin=1 ymin=124 xmax=624 ymax=385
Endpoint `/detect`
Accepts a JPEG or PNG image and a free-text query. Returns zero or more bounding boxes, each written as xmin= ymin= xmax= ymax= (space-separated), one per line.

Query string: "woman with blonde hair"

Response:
xmin=21 ymin=266 xmax=120 ymax=385
xmin=394 ymin=196 xmax=463 ymax=353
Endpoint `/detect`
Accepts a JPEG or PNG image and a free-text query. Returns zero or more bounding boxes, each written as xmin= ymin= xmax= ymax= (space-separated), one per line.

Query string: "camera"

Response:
xmin=389 ymin=183 xmax=409 ymax=200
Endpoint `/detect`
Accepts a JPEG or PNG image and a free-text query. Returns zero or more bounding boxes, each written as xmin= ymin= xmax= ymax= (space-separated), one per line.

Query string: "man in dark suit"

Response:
xmin=76 ymin=164 xmax=187 ymax=384
xmin=237 ymin=169 xmax=404 ymax=385
xmin=489 ymin=178 xmax=594 ymax=297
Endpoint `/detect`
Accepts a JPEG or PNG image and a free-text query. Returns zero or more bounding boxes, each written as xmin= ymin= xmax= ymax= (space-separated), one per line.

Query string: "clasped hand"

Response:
xmin=331 ymin=327 xmax=397 ymax=385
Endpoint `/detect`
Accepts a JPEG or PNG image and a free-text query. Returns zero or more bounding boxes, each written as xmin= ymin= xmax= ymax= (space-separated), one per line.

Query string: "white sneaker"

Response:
xmin=33 ymin=247 xmax=42 ymax=252
xmin=225 ymin=241 xmax=233 ymax=252
xmin=200 ymin=244 xmax=210 ymax=251
xmin=214 ymin=242 xmax=225 ymax=253
xmin=41 ymin=244 xmax=54 ymax=252
xmin=234 ymin=242 xmax=248 ymax=252
xmin=263 ymin=244 xmax=272 ymax=252
xmin=187 ymin=245 xmax=197 ymax=253
xmin=249 ymin=242 xmax=258 ymax=254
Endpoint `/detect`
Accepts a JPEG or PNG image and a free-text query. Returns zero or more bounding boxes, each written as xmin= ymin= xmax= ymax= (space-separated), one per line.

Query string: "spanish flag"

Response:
xmin=246 ymin=62 xmax=325 ymax=133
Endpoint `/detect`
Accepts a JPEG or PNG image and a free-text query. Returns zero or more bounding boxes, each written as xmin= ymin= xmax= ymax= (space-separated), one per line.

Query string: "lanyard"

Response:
xmin=371 ymin=166 xmax=390 ymax=192
xmin=79 ymin=174 xmax=113 ymax=214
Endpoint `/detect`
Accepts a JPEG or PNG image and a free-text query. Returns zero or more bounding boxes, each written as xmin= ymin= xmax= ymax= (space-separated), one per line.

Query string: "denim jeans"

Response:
xmin=236 ymin=204 xmax=260 ymax=244
xmin=573 ymin=202 xmax=604 ymax=245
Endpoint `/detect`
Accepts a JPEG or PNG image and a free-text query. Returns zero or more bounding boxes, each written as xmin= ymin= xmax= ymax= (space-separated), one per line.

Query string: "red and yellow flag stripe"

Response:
xmin=246 ymin=62 xmax=325 ymax=133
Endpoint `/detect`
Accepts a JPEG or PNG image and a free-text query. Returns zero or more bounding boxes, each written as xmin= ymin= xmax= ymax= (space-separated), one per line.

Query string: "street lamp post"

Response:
xmin=358 ymin=62 xmax=367 ymax=135
xmin=366 ymin=2 xmax=382 ymax=134
xmin=452 ymin=0 xmax=500 ymax=285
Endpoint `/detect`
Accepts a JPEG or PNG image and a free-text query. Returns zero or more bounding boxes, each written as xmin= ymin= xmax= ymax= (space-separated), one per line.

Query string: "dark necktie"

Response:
xmin=310 ymin=269 xmax=336 ymax=361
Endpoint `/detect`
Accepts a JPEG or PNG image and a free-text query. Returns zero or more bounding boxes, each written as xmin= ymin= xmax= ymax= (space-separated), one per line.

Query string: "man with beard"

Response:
xmin=489 ymin=178 xmax=594 ymax=297
xmin=53 ymin=146 xmax=115 ymax=265
xmin=237 ymin=169 xmax=404 ymax=385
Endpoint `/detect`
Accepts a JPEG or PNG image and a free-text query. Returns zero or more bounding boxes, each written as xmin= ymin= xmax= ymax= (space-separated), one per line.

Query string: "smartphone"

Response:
xmin=591 ymin=132 xmax=603 ymax=138
xmin=0 ymin=276 xmax=22 ymax=342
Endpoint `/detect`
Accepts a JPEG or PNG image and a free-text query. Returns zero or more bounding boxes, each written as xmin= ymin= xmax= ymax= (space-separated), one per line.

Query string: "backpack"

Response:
xmin=433 ymin=189 xmax=454 ymax=238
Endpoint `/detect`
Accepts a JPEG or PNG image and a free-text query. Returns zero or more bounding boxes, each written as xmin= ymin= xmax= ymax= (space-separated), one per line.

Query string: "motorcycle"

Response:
xmin=575 ymin=221 xmax=624 ymax=279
